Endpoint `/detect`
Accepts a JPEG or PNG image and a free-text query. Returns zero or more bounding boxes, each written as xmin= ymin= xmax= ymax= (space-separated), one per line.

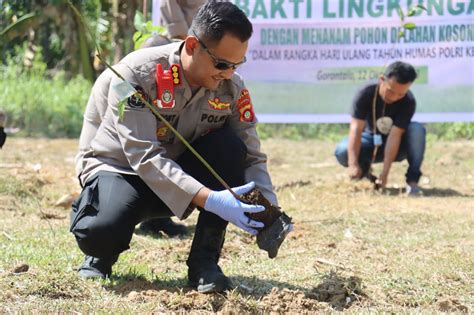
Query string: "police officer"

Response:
xmin=77 ymin=34 xmax=189 ymax=237
xmin=71 ymin=1 xmax=277 ymax=293
xmin=160 ymin=0 xmax=206 ymax=40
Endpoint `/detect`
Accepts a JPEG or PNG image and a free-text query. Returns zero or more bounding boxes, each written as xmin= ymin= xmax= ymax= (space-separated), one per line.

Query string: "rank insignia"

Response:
xmin=237 ymin=89 xmax=255 ymax=122
xmin=170 ymin=64 xmax=181 ymax=85
xmin=208 ymin=97 xmax=230 ymax=110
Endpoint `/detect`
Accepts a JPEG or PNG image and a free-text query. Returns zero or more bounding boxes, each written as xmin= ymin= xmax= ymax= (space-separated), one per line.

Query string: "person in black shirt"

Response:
xmin=335 ymin=61 xmax=426 ymax=195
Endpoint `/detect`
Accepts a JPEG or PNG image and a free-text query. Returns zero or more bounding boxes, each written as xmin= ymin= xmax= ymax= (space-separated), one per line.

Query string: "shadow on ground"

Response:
xmin=382 ymin=187 xmax=470 ymax=197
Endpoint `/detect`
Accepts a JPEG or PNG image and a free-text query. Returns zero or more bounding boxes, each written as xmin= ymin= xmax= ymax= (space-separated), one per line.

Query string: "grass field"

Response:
xmin=0 ymin=137 xmax=473 ymax=312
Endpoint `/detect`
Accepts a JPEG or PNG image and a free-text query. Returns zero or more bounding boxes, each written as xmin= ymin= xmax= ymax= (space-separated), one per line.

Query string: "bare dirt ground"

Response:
xmin=0 ymin=137 xmax=473 ymax=313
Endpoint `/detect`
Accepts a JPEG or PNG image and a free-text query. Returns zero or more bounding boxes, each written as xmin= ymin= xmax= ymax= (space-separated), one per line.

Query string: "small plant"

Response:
xmin=397 ymin=4 xmax=428 ymax=39
xmin=132 ymin=11 xmax=166 ymax=50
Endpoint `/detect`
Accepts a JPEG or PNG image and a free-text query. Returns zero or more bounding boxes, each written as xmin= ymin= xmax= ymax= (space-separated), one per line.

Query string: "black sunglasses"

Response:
xmin=192 ymin=31 xmax=246 ymax=71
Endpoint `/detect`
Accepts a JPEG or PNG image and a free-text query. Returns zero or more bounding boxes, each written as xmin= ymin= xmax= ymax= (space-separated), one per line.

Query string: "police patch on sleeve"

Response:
xmin=237 ymin=89 xmax=255 ymax=122
xmin=127 ymin=86 xmax=150 ymax=108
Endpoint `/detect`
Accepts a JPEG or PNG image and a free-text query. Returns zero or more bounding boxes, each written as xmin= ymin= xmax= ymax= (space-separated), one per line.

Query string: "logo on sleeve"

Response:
xmin=127 ymin=86 xmax=149 ymax=108
xmin=237 ymin=89 xmax=255 ymax=122
xmin=208 ymin=97 xmax=230 ymax=110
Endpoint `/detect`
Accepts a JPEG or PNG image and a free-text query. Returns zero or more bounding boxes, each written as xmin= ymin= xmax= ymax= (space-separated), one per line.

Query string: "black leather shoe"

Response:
xmin=139 ymin=218 xmax=188 ymax=237
xmin=78 ymin=255 xmax=118 ymax=279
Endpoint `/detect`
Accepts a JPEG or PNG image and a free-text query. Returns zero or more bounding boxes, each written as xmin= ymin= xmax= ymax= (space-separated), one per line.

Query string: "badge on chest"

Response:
xmin=155 ymin=63 xmax=181 ymax=109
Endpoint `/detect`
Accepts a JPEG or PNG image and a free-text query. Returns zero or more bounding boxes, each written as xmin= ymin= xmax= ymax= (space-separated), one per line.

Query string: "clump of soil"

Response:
xmin=240 ymin=188 xmax=293 ymax=258
xmin=259 ymin=287 xmax=329 ymax=312
xmin=240 ymin=188 xmax=282 ymax=228
xmin=12 ymin=263 xmax=29 ymax=273
xmin=120 ymin=288 xmax=231 ymax=312
xmin=437 ymin=298 xmax=468 ymax=313
xmin=307 ymin=273 xmax=365 ymax=310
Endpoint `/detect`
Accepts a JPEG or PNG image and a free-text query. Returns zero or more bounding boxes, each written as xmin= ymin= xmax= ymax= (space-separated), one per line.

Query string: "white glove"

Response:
xmin=204 ymin=182 xmax=265 ymax=235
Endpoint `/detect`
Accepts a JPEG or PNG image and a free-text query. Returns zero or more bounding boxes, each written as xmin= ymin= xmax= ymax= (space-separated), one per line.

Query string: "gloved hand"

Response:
xmin=204 ymin=182 xmax=265 ymax=235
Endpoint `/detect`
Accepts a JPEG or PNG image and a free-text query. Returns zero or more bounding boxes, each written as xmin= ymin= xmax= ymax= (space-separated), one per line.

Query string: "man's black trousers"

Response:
xmin=70 ymin=128 xmax=247 ymax=258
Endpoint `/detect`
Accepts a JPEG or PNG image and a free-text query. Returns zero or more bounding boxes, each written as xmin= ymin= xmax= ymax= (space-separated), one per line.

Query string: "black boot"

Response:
xmin=139 ymin=217 xmax=188 ymax=237
xmin=78 ymin=255 xmax=118 ymax=279
xmin=187 ymin=212 xmax=232 ymax=293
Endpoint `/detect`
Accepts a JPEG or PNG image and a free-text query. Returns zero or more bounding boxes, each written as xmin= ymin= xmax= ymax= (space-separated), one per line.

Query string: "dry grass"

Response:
xmin=0 ymin=137 xmax=473 ymax=313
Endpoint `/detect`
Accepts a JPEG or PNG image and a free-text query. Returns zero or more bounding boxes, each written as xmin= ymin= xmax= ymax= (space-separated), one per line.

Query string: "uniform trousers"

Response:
xmin=334 ymin=121 xmax=426 ymax=184
xmin=70 ymin=128 xmax=247 ymax=258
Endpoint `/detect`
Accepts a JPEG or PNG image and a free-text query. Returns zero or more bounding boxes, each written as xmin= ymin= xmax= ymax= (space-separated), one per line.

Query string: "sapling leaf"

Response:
xmin=133 ymin=31 xmax=142 ymax=42
xmin=403 ymin=23 xmax=416 ymax=30
xmin=118 ymin=100 xmax=125 ymax=121
xmin=397 ymin=7 xmax=405 ymax=21
xmin=407 ymin=4 xmax=427 ymax=16
xmin=145 ymin=21 xmax=154 ymax=32
xmin=416 ymin=4 xmax=427 ymax=11
xmin=134 ymin=11 xmax=146 ymax=33
xmin=398 ymin=30 xmax=405 ymax=38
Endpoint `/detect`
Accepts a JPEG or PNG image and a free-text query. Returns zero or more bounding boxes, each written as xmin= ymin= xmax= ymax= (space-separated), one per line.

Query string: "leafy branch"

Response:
xmin=132 ymin=11 xmax=166 ymax=50
xmin=397 ymin=4 xmax=427 ymax=39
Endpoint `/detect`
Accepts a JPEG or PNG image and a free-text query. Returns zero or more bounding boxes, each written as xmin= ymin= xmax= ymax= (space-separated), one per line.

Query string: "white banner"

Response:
xmin=233 ymin=0 xmax=474 ymax=122
xmin=153 ymin=0 xmax=474 ymax=122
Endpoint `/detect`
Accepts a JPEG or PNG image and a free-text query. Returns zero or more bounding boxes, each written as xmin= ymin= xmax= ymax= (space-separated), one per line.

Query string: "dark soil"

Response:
xmin=240 ymin=188 xmax=282 ymax=228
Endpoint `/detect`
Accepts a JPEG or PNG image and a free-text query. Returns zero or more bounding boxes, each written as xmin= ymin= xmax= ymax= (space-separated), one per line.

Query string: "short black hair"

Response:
xmin=384 ymin=61 xmax=417 ymax=84
xmin=189 ymin=0 xmax=253 ymax=47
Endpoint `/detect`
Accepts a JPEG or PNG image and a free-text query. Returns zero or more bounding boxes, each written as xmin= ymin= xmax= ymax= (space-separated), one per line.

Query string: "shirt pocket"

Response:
xmin=155 ymin=110 xmax=180 ymax=144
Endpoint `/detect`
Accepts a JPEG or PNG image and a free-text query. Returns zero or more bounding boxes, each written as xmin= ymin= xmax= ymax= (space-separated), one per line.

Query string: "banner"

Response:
xmin=234 ymin=0 xmax=474 ymax=122
xmin=153 ymin=0 xmax=474 ymax=123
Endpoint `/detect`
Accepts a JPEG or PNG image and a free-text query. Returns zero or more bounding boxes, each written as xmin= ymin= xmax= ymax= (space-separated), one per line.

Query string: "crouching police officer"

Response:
xmin=70 ymin=0 xmax=278 ymax=293
xmin=77 ymin=33 xmax=189 ymax=238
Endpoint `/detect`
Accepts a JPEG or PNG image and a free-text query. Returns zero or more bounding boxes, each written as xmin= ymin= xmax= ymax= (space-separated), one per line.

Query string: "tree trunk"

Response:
xmin=122 ymin=0 xmax=140 ymax=56
xmin=111 ymin=0 xmax=123 ymax=64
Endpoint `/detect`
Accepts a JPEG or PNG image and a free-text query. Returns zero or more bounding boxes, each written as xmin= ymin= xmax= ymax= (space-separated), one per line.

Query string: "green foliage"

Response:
xmin=257 ymin=123 xmax=347 ymax=141
xmin=426 ymin=122 xmax=474 ymax=141
xmin=403 ymin=22 xmax=416 ymax=30
xmin=257 ymin=122 xmax=474 ymax=142
xmin=407 ymin=4 xmax=427 ymax=17
xmin=0 ymin=12 xmax=40 ymax=44
xmin=132 ymin=11 xmax=166 ymax=50
xmin=0 ymin=47 xmax=91 ymax=138
xmin=396 ymin=4 xmax=427 ymax=39
xmin=118 ymin=100 xmax=125 ymax=121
